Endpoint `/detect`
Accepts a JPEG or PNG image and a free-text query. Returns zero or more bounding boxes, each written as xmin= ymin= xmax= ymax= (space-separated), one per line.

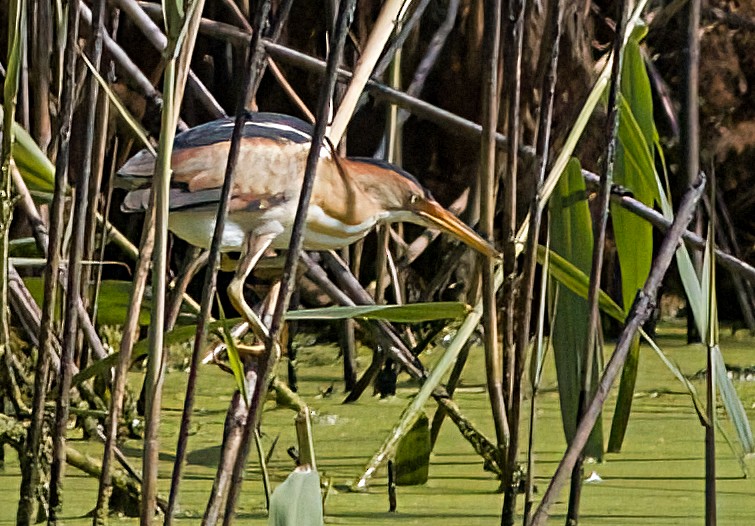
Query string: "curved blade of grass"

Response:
xmin=706 ymin=222 xmax=753 ymax=453
xmin=217 ymin=296 xmax=248 ymax=406
xmin=284 ymin=302 xmax=469 ymax=323
xmin=538 ymin=245 xmax=625 ymax=323
xmin=640 ymin=328 xmax=707 ymax=422
xmin=669 ymin=184 xmax=754 ymax=454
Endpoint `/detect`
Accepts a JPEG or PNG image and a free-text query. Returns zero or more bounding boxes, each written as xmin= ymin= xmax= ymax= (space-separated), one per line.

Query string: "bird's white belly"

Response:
xmin=169 ymin=211 xmax=254 ymax=251
xmin=168 ymin=205 xmax=385 ymax=252
xmin=272 ymin=205 xmax=385 ymax=250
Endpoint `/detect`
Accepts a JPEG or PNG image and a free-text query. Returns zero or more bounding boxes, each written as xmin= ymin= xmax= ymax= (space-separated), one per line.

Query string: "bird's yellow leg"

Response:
xmin=228 ymin=233 xmax=276 ymax=343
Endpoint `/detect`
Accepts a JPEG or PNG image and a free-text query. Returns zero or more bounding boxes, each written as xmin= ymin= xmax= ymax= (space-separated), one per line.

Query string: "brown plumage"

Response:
xmin=117 ymin=112 xmax=498 ymax=338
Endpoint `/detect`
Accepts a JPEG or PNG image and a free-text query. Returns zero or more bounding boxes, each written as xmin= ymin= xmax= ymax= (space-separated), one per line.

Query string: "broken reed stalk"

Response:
xmin=316 ymin=250 xmax=501 ymax=471
xmin=165 ymin=0 xmax=271 ymax=522
xmin=428 ymin=338 xmax=472 ymax=448
xmin=479 ymin=0 xmax=508 ymax=486
xmin=530 ymin=175 xmax=705 ymax=526
xmin=501 ymin=0 xmax=527 ymax=523
xmin=354 ymin=265 xmax=504 ymax=489
xmin=568 ymin=1 xmax=628 ymax=522
xmin=45 ymin=0 xmax=81 ymax=521
xmin=516 ymin=1 xmax=564 ymax=523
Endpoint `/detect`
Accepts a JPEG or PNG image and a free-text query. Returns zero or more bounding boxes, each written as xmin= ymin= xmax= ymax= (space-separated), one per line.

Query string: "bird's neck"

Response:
xmin=312 ymin=158 xmax=384 ymax=226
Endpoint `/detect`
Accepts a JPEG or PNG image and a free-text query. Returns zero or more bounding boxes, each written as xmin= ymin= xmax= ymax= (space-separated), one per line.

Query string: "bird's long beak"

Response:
xmin=414 ymin=200 xmax=500 ymax=259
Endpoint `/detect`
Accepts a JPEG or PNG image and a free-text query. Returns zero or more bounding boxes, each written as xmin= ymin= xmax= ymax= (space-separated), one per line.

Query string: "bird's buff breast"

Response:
xmin=168 ymin=206 xmax=386 ymax=252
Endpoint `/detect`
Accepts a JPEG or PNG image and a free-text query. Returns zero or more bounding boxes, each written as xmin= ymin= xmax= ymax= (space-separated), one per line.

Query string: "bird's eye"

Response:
xmin=409 ymin=194 xmax=420 ymax=204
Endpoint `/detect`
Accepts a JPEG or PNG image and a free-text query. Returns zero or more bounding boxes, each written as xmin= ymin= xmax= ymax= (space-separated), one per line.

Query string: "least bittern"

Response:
xmin=117 ymin=112 xmax=497 ymax=339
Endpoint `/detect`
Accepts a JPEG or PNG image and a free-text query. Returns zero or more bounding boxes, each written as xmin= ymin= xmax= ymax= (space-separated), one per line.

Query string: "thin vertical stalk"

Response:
xmin=712 ymin=190 xmax=755 ymax=332
xmin=375 ymin=17 xmax=404 ymax=307
xmin=141 ymin=55 xmax=177 ymax=524
xmin=3 ymin=0 xmax=26 ymax=512
xmin=567 ymin=4 xmax=628 ymax=522
xmin=165 ymin=0 xmax=271 ymax=521
xmin=340 ymin=249 xmax=358 ymax=391
xmin=395 ymin=0 xmax=459 ymax=130
xmin=479 ymin=0 xmax=508 ymax=488
xmin=530 ymin=177 xmax=705 ymax=526
xmin=203 ymin=392 xmax=245 ymax=525
xmin=30 ymin=0 xmax=52 ymax=153
xmin=141 ymin=0 xmax=205 ymax=520
xmin=18 ymin=14 xmax=29 ymax=130
xmin=704 ymin=181 xmax=717 ymax=526
xmin=682 ymin=0 xmax=701 ymax=343
xmin=248 ymin=0 xmax=296 ymax=100
xmin=1 ymin=0 xmax=25 ymax=350
xmin=524 ymin=236 xmax=553 ymax=526
xmin=95 ymin=210 xmax=154 ymax=523
xmin=60 ymin=0 xmax=105 ymax=370
xmin=53 ymin=0 xmax=107 ymax=507
xmin=517 ymin=1 xmax=564 ymax=524
xmin=705 ymin=268 xmax=717 ymax=525
xmin=221 ymin=1 xmax=358 ymax=521
xmin=501 ymin=0 xmax=527 ymax=523
xmin=705 ymin=340 xmax=716 ymax=525
xmin=82 ymin=63 xmax=113 ymax=324
xmin=45 ymin=0 xmax=81 ymax=521
xmin=371 ymin=0 xmax=432 ymax=80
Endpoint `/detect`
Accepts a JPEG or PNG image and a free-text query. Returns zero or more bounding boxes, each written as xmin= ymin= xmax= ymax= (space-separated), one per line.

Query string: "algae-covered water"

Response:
xmin=2 ymin=322 xmax=754 ymax=524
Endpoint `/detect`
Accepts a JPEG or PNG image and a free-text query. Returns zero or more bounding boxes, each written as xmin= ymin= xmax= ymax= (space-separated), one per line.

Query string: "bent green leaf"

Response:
xmin=285 ymin=302 xmax=469 ymax=323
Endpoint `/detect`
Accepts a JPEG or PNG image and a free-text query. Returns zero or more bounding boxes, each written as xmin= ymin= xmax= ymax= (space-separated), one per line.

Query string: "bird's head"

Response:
xmin=344 ymin=157 xmax=500 ymax=259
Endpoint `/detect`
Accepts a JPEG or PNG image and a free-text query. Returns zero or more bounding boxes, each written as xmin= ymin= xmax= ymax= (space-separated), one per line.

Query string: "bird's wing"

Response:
xmin=116 ymin=113 xmax=313 ymax=184
xmin=121 ymin=187 xmax=223 ymax=213
xmin=118 ymin=113 xmax=314 ymax=212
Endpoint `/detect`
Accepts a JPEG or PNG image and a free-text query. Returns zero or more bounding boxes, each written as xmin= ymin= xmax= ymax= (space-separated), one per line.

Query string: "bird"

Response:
xmin=117 ymin=112 xmax=498 ymax=339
